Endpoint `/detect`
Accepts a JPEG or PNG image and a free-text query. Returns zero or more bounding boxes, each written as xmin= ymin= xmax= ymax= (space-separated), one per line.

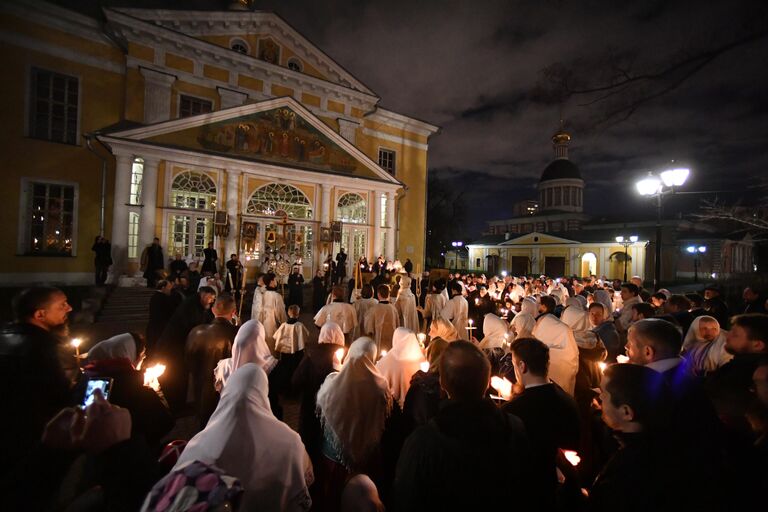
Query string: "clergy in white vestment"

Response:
xmin=532 ymin=313 xmax=580 ymax=395
xmin=681 ymin=315 xmax=733 ymax=375
xmin=352 ymin=284 xmax=378 ymax=339
xmin=423 ymin=281 xmax=448 ymax=324
xmin=251 ymin=275 xmax=267 ymax=323
xmin=477 ymin=314 xmax=511 ymax=350
xmin=173 ymin=364 xmax=314 ymax=511
xmin=376 ymin=327 xmax=426 ymax=409
xmin=364 ymin=284 xmax=400 ymax=352
xmin=274 ymin=305 xmax=311 ymax=355
xmin=440 ymin=281 xmax=468 ymax=336
xmin=314 ymin=285 xmax=358 ymax=343
xmin=262 ymin=276 xmax=288 ymax=348
xmin=395 ymin=276 xmax=420 ymax=332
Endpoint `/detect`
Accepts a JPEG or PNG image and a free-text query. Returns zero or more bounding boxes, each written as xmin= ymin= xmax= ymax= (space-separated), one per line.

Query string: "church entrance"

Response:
xmin=485 ymin=254 xmax=499 ymax=275
xmin=341 ymin=226 xmax=367 ymax=277
xmin=510 ymin=256 xmax=529 ymax=276
xmin=544 ymin=256 xmax=565 ymax=277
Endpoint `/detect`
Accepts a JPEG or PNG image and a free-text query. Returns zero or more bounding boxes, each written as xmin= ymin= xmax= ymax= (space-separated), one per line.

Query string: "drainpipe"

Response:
xmin=84 ymin=134 xmax=108 ymax=237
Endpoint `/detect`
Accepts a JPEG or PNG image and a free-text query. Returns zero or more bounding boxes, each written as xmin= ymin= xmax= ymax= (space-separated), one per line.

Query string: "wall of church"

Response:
xmin=0 ymin=15 xmax=125 ymax=284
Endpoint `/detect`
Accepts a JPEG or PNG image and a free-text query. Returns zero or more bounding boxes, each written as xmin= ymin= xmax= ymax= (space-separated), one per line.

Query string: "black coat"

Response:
xmin=0 ymin=323 xmax=72 ymax=471
xmin=287 ymin=272 xmax=305 ymax=308
xmin=402 ymin=370 xmax=445 ymax=432
xmin=291 ymin=343 xmax=337 ymax=460
xmin=146 ymin=292 xmax=178 ymax=350
xmin=142 ymin=244 xmax=164 ymax=279
xmin=393 ymin=398 xmax=535 ymax=511
xmin=202 ymin=247 xmax=218 ymax=274
xmin=312 ymin=276 xmax=327 ymax=313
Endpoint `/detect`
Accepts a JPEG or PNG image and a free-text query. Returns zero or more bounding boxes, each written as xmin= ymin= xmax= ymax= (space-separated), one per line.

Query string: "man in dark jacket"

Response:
xmin=287 ymin=266 xmax=305 ymax=308
xmin=155 ymin=286 xmax=216 ymax=413
xmin=504 ymin=337 xmax=581 ymax=509
xmin=146 ymin=279 xmax=177 ymax=351
xmin=393 ymin=341 xmax=534 ymax=510
xmin=704 ymin=285 xmax=731 ymax=328
xmin=185 ymin=293 xmax=237 ymax=428
xmin=92 ymin=236 xmax=112 ymax=285
xmin=742 ymin=287 xmax=766 ymax=315
xmin=0 ymin=287 xmax=74 ymax=472
xmin=141 ymin=238 xmax=164 ymax=288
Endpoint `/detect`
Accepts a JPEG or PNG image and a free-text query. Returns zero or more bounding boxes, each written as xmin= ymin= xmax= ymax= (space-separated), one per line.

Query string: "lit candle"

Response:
xmin=475 ymin=298 xmax=480 ymax=305
xmin=334 ymin=348 xmax=345 ymax=365
xmin=71 ymin=338 xmax=82 ymax=361
xmin=616 ymin=355 xmax=630 ymax=364
xmin=380 ymin=349 xmax=388 ymax=358
xmin=490 ymin=376 xmax=513 ymax=400
xmin=143 ymin=363 xmax=166 ymax=392
xmin=563 ymin=450 xmax=581 ymax=466
xmin=466 ymin=318 xmax=476 ymax=337
xmin=417 ymin=333 xmax=426 ymax=350
xmin=598 ymin=362 xmax=608 ymax=373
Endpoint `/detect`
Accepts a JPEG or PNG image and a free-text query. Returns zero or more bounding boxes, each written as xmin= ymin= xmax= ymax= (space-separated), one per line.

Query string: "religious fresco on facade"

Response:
xmin=145 ymin=107 xmax=376 ymax=178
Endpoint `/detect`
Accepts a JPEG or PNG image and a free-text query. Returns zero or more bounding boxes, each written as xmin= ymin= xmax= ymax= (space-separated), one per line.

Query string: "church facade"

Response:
xmin=0 ymin=0 xmax=438 ymax=286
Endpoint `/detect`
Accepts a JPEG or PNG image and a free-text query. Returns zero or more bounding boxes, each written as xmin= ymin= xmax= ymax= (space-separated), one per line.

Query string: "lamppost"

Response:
xmin=451 ymin=241 xmax=463 ymax=271
xmin=636 ymin=166 xmax=690 ymax=291
xmin=686 ymin=245 xmax=706 ymax=282
xmin=615 ymin=235 xmax=639 ymax=282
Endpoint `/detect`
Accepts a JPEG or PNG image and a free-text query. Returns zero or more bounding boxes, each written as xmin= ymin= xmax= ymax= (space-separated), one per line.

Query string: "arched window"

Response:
xmin=171 ymin=171 xmax=217 ymax=210
xmin=247 ymin=183 xmax=313 ymax=219
xmin=230 ymin=38 xmax=249 ymax=55
xmin=336 ymin=192 xmax=367 ymax=224
xmin=581 ymin=252 xmax=597 ymax=277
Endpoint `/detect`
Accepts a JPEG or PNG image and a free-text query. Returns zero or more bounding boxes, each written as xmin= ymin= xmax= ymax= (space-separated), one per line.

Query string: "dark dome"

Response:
xmin=540 ymin=159 xmax=582 ymax=182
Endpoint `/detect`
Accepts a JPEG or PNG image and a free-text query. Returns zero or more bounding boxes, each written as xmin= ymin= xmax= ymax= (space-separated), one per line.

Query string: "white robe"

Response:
xmin=364 ymin=302 xmax=400 ymax=352
xmin=251 ymin=285 xmax=266 ymax=323
xmin=353 ymin=297 xmax=378 ymax=339
xmin=478 ymin=314 xmax=510 ymax=350
xmin=315 ymin=301 xmax=358 ymax=335
xmin=262 ymin=290 xmax=287 ymax=348
xmin=423 ymin=293 xmax=447 ymax=321
xmin=274 ymin=321 xmax=310 ymax=354
xmin=395 ymin=288 xmax=420 ymax=332
xmin=376 ymin=328 xmax=426 ymax=408
xmin=173 ymin=364 xmax=313 ymax=511
xmin=441 ymin=295 xmax=469 ymax=336
xmin=532 ymin=314 xmax=579 ymax=396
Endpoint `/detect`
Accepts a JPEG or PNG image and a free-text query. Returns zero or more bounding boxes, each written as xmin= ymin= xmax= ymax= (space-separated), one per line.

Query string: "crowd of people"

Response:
xmin=2 ymin=264 xmax=768 ymax=511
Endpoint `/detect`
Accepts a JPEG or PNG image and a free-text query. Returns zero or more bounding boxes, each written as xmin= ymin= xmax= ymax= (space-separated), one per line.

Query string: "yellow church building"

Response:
xmin=0 ymin=0 xmax=438 ymax=286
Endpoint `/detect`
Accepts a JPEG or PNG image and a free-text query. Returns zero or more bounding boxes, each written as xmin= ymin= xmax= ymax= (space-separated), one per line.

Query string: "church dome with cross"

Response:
xmin=538 ymin=123 xmax=584 ymax=213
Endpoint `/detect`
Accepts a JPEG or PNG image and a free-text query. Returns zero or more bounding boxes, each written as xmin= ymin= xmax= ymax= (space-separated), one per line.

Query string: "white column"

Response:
xmin=140 ymin=67 xmax=176 ymax=123
xmin=225 ymin=170 xmax=240 ymax=259
xmin=373 ymin=191 xmax=382 ymax=259
xmin=321 ymin=184 xmax=331 ymax=226
xmin=110 ymin=154 xmax=133 ymax=279
xmin=217 ymin=86 xmax=248 ymax=109
xmin=139 ymin=157 xmax=159 ymax=251
xmin=385 ymin=191 xmax=396 ymax=260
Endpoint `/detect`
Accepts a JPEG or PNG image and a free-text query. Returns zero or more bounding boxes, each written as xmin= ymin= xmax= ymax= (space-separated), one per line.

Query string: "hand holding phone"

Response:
xmin=82 ymin=378 xmax=113 ymax=408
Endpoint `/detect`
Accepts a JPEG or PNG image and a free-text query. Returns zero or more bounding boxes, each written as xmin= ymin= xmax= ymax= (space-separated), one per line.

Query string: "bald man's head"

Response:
xmin=439 ymin=341 xmax=491 ymax=401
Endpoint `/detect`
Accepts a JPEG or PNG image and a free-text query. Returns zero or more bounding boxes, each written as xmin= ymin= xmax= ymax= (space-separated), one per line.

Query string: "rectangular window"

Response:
xmin=179 ymin=95 xmax=213 ymax=118
xmin=29 ymin=68 xmax=79 ymax=145
xmin=128 ymin=212 xmax=140 ymax=259
xmin=378 ymin=148 xmax=396 ymax=175
xmin=554 ymin=188 xmax=562 ymax=206
xmin=380 ymin=194 xmax=387 ymax=227
xmin=24 ymin=181 xmax=76 ymax=256
xmin=129 ymin=159 xmax=144 ymax=205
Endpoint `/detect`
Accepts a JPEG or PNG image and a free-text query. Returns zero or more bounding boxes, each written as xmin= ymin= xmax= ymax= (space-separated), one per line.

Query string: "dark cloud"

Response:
xmin=60 ymin=0 xmax=768 ymax=235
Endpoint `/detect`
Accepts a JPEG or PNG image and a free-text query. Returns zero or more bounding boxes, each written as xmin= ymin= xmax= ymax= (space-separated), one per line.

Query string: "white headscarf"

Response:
xmin=682 ymin=315 xmax=733 ymax=374
xmin=376 ymin=328 xmax=426 ymax=408
xmin=532 ymin=314 xmax=579 ymax=395
xmin=593 ymin=290 xmax=615 ymax=316
xmin=478 ymin=314 xmax=510 ymax=350
xmin=520 ymin=297 xmax=538 ymax=317
xmin=561 ymin=305 xmax=599 ymax=348
xmin=318 ymin=321 xmax=345 ymax=346
xmin=429 ymin=317 xmax=459 ymax=342
xmin=589 ymin=302 xmax=611 ymax=325
xmin=215 ymin=320 xmax=277 ymax=390
xmin=174 ymin=364 xmax=313 ymax=511
xmin=87 ymin=333 xmax=137 ymax=365
xmin=511 ymin=313 xmax=536 ymax=340
xmin=316 ymin=337 xmax=392 ymax=470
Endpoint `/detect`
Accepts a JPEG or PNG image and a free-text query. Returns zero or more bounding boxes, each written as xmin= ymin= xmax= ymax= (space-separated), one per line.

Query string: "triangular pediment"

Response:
xmin=103 ymin=97 xmax=398 ymax=183
xmin=109 ymin=8 xmax=373 ymax=94
xmin=500 ymin=232 xmax=580 ymax=245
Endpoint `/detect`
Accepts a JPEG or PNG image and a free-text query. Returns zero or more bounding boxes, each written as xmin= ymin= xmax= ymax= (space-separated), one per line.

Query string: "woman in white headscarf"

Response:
xmin=561 ymin=302 xmax=599 ymax=349
xmin=593 ymin=289 xmax=615 ymax=318
xmin=682 ymin=315 xmax=733 ymax=375
xmin=376 ymin=328 xmax=427 ymax=409
xmin=428 ymin=316 xmax=459 ymax=342
xmin=317 ymin=337 xmax=392 ymax=472
xmin=477 ymin=314 xmax=510 ymax=350
xmin=87 ymin=333 xmax=144 ymax=368
xmin=520 ymin=297 xmax=538 ymax=318
xmin=562 ymin=300 xmax=607 ymax=399
xmin=532 ymin=314 xmax=580 ymax=395
xmin=510 ymin=312 xmax=536 ymax=341
xmin=214 ymin=319 xmax=277 ymax=391
xmin=174 ymin=364 xmax=314 ymax=511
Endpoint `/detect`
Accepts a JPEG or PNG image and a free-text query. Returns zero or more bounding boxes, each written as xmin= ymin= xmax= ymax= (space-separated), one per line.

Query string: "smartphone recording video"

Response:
xmin=82 ymin=378 xmax=112 ymax=408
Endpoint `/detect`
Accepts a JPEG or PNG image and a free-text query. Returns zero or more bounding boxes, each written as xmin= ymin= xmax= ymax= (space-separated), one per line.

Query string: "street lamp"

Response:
xmin=686 ymin=245 xmax=706 ymax=282
xmin=615 ymin=235 xmax=639 ymax=282
xmin=636 ymin=166 xmax=690 ymax=290
xmin=451 ymin=241 xmax=463 ymax=248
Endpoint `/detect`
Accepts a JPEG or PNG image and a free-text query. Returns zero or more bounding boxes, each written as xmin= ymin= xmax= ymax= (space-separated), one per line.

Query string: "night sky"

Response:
xmin=63 ymin=0 xmax=768 ymax=235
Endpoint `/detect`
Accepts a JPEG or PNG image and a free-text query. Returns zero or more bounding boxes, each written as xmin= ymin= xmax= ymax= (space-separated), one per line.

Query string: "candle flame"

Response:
xmin=616 ymin=355 xmax=630 ymax=364
xmin=143 ymin=364 xmax=166 ymax=392
xmin=420 ymin=361 xmax=430 ymax=373
xmin=563 ymin=450 xmax=581 ymax=466
xmin=598 ymin=362 xmax=607 ymax=372
xmin=71 ymin=338 xmax=82 ymax=348
xmin=335 ymin=348 xmax=345 ymax=364
xmin=381 ymin=349 xmax=388 ymax=358
xmin=490 ymin=376 xmax=513 ymax=400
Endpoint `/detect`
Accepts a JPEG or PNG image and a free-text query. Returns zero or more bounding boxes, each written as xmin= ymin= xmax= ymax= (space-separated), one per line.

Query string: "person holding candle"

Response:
xmin=504 ymin=337 xmax=580 ymax=509
xmin=0 ymin=287 xmax=74 ymax=471
xmin=440 ymin=280 xmax=468 ymax=336
xmin=402 ymin=338 xmax=449 ymax=431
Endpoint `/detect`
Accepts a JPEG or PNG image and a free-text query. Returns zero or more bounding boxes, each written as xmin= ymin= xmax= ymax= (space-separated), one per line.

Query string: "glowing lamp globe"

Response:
xmin=660 ymin=167 xmax=689 ymax=188
xmin=636 ymin=173 xmax=661 ymax=196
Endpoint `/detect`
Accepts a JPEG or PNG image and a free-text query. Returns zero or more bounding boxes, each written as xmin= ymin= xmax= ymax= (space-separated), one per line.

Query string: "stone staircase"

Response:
xmin=91 ymin=287 xmax=156 ymax=338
